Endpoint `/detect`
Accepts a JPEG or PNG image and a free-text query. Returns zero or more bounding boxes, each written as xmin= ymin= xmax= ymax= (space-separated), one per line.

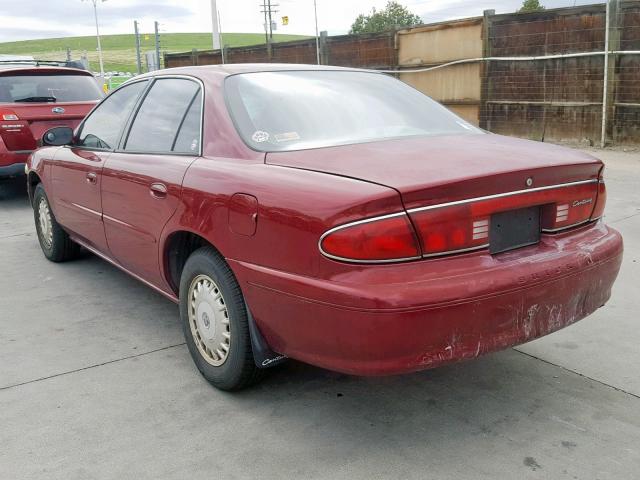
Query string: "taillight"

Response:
xmin=409 ymin=179 xmax=601 ymax=256
xmin=0 ymin=108 xmax=19 ymax=121
xmin=320 ymin=213 xmax=421 ymax=263
xmin=410 ymin=203 xmax=490 ymax=257
xmin=320 ymin=180 xmax=604 ymax=263
xmin=590 ymin=179 xmax=606 ymax=220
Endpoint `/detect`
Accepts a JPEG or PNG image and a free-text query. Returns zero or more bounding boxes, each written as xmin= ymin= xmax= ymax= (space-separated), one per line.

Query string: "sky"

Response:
xmin=0 ymin=0 xmax=599 ymax=43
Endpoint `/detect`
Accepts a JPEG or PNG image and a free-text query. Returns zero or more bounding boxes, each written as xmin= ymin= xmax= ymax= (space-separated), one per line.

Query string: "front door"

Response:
xmin=101 ymin=77 xmax=203 ymax=287
xmin=50 ymin=79 xmax=149 ymax=253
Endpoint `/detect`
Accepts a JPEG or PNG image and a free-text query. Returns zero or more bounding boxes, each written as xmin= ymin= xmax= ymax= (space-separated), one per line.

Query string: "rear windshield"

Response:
xmin=225 ymin=70 xmax=481 ymax=152
xmin=0 ymin=73 xmax=103 ymax=103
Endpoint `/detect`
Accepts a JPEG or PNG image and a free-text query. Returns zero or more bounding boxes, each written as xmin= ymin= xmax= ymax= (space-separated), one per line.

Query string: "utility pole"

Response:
xmin=314 ymin=0 xmax=320 ymax=64
xmin=267 ymin=0 xmax=274 ymax=40
xmin=83 ymin=0 xmax=106 ymax=81
xmin=218 ymin=12 xmax=225 ymax=64
xmin=260 ymin=0 xmax=279 ymax=43
xmin=210 ymin=0 xmax=221 ymax=50
xmin=262 ymin=1 xmax=269 ymax=45
xmin=154 ymin=21 xmax=161 ymax=71
xmin=134 ymin=20 xmax=142 ymax=74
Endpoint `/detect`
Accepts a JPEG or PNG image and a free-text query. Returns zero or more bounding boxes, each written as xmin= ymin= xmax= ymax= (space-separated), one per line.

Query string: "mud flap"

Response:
xmin=246 ymin=304 xmax=288 ymax=369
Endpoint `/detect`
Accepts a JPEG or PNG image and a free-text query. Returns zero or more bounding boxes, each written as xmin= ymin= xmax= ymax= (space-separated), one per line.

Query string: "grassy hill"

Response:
xmin=0 ymin=33 xmax=309 ymax=73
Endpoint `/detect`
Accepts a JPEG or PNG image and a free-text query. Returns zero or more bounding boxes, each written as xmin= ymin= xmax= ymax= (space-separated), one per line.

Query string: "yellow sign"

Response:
xmin=282 ymin=16 xmax=289 ymax=26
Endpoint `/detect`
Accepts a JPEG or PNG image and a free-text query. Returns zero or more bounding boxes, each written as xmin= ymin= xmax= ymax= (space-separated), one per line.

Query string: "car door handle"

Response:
xmin=150 ymin=182 xmax=168 ymax=199
xmin=86 ymin=172 xmax=97 ymax=184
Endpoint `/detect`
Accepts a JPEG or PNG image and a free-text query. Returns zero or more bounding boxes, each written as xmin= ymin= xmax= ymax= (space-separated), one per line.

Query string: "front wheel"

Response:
xmin=33 ymin=183 xmax=80 ymax=262
xmin=179 ymin=246 xmax=263 ymax=391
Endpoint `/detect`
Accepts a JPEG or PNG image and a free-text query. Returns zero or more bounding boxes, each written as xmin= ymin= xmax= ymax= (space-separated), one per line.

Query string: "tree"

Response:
xmin=519 ymin=0 xmax=546 ymax=13
xmin=349 ymin=1 xmax=422 ymax=35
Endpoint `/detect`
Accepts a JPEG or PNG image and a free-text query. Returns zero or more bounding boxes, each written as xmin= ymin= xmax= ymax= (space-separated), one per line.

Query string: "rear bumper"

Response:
xmin=231 ymin=222 xmax=623 ymax=376
xmin=0 ymin=162 xmax=26 ymax=178
xmin=0 ymin=151 xmax=29 ymax=178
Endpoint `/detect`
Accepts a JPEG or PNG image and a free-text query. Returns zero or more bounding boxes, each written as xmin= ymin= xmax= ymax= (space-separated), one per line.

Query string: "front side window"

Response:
xmin=0 ymin=73 xmax=103 ymax=103
xmin=77 ymin=80 xmax=148 ymax=150
xmin=124 ymin=78 xmax=201 ymax=154
xmin=225 ymin=70 xmax=481 ymax=152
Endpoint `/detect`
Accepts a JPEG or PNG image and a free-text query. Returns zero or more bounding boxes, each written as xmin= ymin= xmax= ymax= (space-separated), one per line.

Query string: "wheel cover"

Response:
xmin=188 ymin=274 xmax=231 ymax=366
xmin=37 ymin=197 xmax=53 ymax=248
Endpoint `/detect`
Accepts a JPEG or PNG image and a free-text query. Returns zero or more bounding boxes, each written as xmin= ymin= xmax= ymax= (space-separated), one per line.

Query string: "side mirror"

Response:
xmin=42 ymin=126 xmax=74 ymax=147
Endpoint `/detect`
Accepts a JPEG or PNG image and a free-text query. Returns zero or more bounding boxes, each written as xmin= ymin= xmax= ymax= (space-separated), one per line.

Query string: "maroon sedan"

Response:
xmin=26 ymin=65 xmax=623 ymax=390
xmin=0 ymin=63 xmax=102 ymax=179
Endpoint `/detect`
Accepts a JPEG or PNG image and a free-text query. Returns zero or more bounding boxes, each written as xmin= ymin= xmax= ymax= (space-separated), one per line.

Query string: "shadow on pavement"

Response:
xmin=0 ymin=176 xmax=29 ymax=204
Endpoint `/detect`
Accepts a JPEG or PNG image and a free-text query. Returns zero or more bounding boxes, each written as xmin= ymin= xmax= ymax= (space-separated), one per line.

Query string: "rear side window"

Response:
xmin=0 ymin=73 xmax=103 ymax=103
xmin=125 ymin=78 xmax=201 ymax=154
xmin=173 ymin=91 xmax=202 ymax=154
xmin=77 ymin=80 xmax=148 ymax=150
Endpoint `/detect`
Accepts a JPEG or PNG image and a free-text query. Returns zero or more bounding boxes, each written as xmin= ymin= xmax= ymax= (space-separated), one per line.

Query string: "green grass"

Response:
xmin=0 ymin=33 xmax=309 ymax=73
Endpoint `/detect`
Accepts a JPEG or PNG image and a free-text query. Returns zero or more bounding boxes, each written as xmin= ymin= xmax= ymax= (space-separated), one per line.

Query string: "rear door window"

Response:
xmin=0 ymin=73 xmax=103 ymax=103
xmin=124 ymin=78 xmax=201 ymax=154
xmin=76 ymin=80 xmax=148 ymax=150
xmin=172 ymin=90 xmax=202 ymax=154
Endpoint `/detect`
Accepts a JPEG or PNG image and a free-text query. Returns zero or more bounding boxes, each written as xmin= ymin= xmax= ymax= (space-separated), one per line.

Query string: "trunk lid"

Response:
xmin=266 ymin=133 xmax=602 ymax=209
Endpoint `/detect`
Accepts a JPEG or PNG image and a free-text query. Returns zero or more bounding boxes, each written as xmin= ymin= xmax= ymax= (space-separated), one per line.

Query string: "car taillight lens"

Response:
xmin=590 ymin=179 xmax=606 ymax=220
xmin=321 ymin=180 xmax=604 ymax=263
xmin=0 ymin=108 xmax=19 ymax=121
xmin=409 ymin=180 xmax=601 ymax=256
xmin=320 ymin=213 xmax=421 ymax=262
xmin=409 ymin=203 xmax=491 ymax=257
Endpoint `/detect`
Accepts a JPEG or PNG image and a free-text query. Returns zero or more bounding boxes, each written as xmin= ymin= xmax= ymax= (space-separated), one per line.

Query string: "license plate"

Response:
xmin=490 ymin=206 xmax=541 ymax=254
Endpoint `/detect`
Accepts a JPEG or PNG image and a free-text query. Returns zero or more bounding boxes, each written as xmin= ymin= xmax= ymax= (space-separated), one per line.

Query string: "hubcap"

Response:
xmin=38 ymin=198 xmax=53 ymax=248
xmin=188 ymin=275 xmax=231 ymax=366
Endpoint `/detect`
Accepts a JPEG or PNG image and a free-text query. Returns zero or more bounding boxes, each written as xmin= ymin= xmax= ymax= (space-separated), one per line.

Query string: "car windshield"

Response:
xmin=0 ymin=73 xmax=103 ymax=103
xmin=225 ymin=70 xmax=481 ymax=152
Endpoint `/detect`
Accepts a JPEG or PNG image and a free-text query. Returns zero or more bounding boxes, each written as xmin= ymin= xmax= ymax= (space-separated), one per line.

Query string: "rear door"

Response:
xmin=101 ymin=77 xmax=202 ymax=286
xmin=50 ymin=80 xmax=149 ymax=252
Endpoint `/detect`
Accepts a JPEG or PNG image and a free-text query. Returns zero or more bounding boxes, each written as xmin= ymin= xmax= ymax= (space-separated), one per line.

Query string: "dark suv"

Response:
xmin=0 ymin=61 xmax=103 ymax=179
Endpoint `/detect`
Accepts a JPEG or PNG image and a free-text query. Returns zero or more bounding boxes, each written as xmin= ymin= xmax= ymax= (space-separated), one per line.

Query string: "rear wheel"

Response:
xmin=33 ymin=183 xmax=80 ymax=262
xmin=179 ymin=246 xmax=263 ymax=391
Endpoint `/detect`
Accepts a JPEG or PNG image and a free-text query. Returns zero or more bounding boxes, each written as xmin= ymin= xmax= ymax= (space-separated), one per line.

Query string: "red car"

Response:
xmin=0 ymin=62 xmax=102 ymax=179
xmin=26 ymin=65 xmax=623 ymax=391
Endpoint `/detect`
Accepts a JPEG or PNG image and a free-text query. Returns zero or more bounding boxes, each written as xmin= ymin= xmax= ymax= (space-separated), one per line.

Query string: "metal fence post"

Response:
xmin=480 ymin=10 xmax=495 ymax=131
xmin=319 ymin=31 xmax=328 ymax=65
xmin=134 ymin=20 xmax=142 ymax=74
xmin=601 ymin=0 xmax=620 ymax=147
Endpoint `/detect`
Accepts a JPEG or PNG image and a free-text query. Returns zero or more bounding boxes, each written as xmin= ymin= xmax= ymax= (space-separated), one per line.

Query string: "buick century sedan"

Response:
xmin=26 ymin=65 xmax=623 ymax=390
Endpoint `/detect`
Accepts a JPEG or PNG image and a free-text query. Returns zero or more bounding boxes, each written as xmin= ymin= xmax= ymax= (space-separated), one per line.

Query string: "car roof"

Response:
xmin=0 ymin=64 xmax=93 ymax=76
xmin=137 ymin=63 xmax=374 ymax=81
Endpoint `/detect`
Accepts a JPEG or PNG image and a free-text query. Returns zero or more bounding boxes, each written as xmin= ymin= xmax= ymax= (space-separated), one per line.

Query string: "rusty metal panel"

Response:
xmin=398 ymin=19 xmax=483 ymax=65
xmin=327 ymin=33 xmax=396 ymax=68
xmin=490 ymin=5 xmax=606 ymax=57
xmin=484 ymin=103 xmax=602 ymax=144
xmin=483 ymin=5 xmax=615 ymax=145
xmin=271 ymin=43 xmax=317 ymax=64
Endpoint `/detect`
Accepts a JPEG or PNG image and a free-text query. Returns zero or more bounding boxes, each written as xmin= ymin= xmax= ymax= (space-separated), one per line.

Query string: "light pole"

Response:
xmin=83 ymin=0 xmax=106 ymax=83
xmin=313 ymin=0 xmax=320 ymax=64
xmin=210 ymin=0 xmax=221 ymax=50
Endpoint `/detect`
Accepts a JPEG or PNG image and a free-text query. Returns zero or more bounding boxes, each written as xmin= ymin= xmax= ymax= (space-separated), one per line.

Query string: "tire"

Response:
xmin=179 ymin=246 xmax=263 ymax=391
xmin=33 ymin=183 xmax=80 ymax=262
